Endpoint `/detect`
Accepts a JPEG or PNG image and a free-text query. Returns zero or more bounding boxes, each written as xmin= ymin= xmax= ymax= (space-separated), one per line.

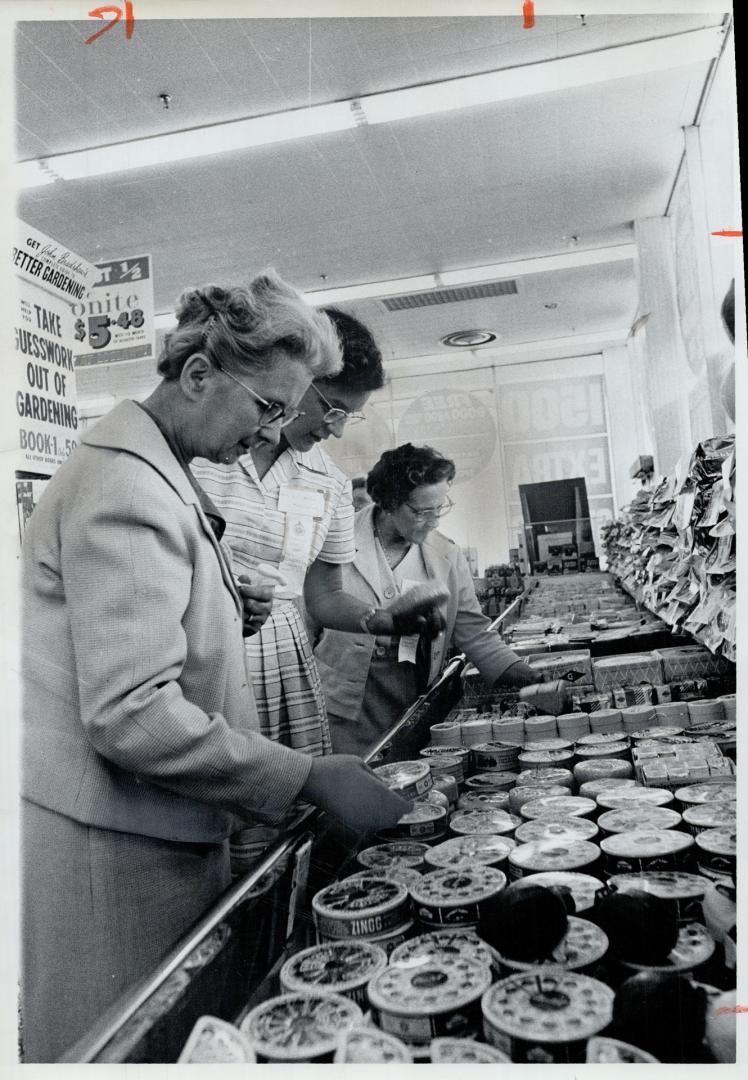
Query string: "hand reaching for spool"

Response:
xmin=301 ymin=755 xmax=413 ymax=834
xmin=388 ymin=583 xmax=449 ymax=638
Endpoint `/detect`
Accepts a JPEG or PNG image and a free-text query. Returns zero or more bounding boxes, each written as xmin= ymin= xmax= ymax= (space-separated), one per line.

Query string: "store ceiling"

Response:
xmin=16 ymin=13 xmax=725 ymax=373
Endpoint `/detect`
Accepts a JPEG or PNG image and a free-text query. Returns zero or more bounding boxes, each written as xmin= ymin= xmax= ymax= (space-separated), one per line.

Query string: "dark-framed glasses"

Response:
xmin=404 ymin=495 xmax=455 ymax=522
xmin=311 ymin=383 xmax=366 ymax=427
xmin=214 ymin=360 xmax=304 ymax=428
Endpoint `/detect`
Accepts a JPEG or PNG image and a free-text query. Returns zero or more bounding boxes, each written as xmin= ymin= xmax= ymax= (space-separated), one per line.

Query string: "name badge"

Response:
xmin=277 ymin=484 xmax=326 ymax=519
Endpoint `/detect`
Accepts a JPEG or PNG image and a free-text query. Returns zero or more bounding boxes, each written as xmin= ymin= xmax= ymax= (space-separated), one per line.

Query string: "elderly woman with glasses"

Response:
xmin=20 ymin=276 xmax=412 ymax=1062
xmin=315 ymin=443 xmax=541 ymax=757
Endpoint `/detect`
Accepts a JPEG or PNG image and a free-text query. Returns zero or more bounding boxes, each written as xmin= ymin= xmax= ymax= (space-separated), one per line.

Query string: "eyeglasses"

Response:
xmin=214 ymin=361 xmax=305 ymax=428
xmin=311 ymin=383 xmax=366 ymax=427
xmin=404 ymin=496 xmax=454 ymax=522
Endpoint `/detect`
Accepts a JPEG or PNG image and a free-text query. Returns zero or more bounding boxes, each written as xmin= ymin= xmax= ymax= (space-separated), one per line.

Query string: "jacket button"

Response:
xmin=384 ymin=586 xmax=396 ymax=599
xmin=375 ymin=646 xmax=387 ymax=658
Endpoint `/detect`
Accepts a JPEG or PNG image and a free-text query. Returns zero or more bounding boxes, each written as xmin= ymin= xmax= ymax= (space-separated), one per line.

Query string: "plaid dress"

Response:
xmin=192 ymin=446 xmax=354 ymax=758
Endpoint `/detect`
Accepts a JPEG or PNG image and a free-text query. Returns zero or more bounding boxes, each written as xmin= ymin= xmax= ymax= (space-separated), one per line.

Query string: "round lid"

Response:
xmin=519 ymin=749 xmax=574 ymax=765
xmin=178 ymin=1017 xmax=256 ymax=1064
xmin=514 ymin=816 xmax=599 ymax=844
xmin=575 ymin=745 xmax=629 ymax=761
xmin=511 ymin=785 xmax=568 ymax=809
xmin=424 ymin=833 xmax=516 ymax=870
xmin=597 ymin=807 xmax=682 ymax=834
xmin=578 ymin=778 xmax=639 ymax=798
xmin=449 ymin=809 xmax=520 ymax=836
xmin=622 ymin=922 xmax=715 ymax=974
xmin=347 ymin=866 xmax=424 ymax=888
xmin=358 ymin=842 xmax=429 ymax=870
xmin=682 ymin=803 xmax=736 ymax=829
xmin=368 ymin=956 xmax=491 ymax=1016
xmin=577 ymin=732 xmax=628 ymax=746
xmin=420 ymin=745 xmax=470 ymax=761
xmin=523 ymin=738 xmax=574 ymax=752
xmin=374 ymin=761 xmax=431 ymax=791
xmin=496 ymin=916 xmax=609 ymax=972
xmin=509 ymin=839 xmax=600 ymax=872
xmin=600 ymin=829 xmax=694 ymax=859
xmin=463 ymin=774 xmax=516 ymax=792
xmin=390 ymin=929 xmax=494 ymax=972
xmin=334 ymin=1026 xmax=412 ymax=1063
xmin=458 ymin=792 xmax=511 ymax=813
xmin=482 ymin=971 xmax=614 ymax=1042
xmin=520 ymin=796 xmax=597 ymax=820
xmin=631 ymin=726 xmax=684 ymax=740
xmin=430 ymin=1037 xmax=510 ymax=1063
xmin=280 ymin=941 xmax=387 ymax=994
xmin=242 ymin=992 xmax=362 ymax=1061
xmin=696 ymin=827 xmax=737 ymax=856
xmin=526 ymin=871 xmax=605 ymax=913
xmin=596 ymin=787 xmax=673 ymax=810
xmin=675 ymin=780 xmax=737 ymax=804
xmin=586 ymin=1037 xmax=659 ymax=1063
xmin=606 ymin=871 xmax=708 ymax=901
xmin=409 ymin=864 xmax=507 ymax=906
xmin=394 ymin=803 xmax=448 ymax=826
xmin=313 ymin=876 xmax=407 ymax=918
xmin=517 ymin=768 xmax=574 ymax=786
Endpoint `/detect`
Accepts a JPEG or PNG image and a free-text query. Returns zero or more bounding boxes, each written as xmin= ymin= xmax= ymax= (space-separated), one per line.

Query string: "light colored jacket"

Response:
xmin=314 ymin=504 xmax=520 ymax=744
xmin=22 ymin=400 xmax=311 ymax=843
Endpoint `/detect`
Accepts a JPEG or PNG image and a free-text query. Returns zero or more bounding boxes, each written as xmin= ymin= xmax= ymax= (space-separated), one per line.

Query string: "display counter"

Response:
xmin=59 ymin=577 xmax=733 ymax=1063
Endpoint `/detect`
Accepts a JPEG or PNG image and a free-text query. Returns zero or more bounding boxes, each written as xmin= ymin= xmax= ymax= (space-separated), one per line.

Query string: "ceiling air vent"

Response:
xmin=381 ymin=279 xmax=518 ymax=311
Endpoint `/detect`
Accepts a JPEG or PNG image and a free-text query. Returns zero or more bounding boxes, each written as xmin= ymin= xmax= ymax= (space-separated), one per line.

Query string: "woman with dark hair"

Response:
xmin=192 ymin=311 xmax=442 ymax=869
xmin=315 ymin=443 xmax=542 ymax=756
xmin=20 ymin=275 xmax=411 ymax=1061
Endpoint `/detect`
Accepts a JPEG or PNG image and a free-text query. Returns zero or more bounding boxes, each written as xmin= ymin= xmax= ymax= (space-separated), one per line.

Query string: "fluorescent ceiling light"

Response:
xmin=356 ymin=26 xmax=723 ymax=124
xmin=305 ymin=245 xmax=637 ymax=306
xmin=21 ymin=25 xmax=722 ymax=190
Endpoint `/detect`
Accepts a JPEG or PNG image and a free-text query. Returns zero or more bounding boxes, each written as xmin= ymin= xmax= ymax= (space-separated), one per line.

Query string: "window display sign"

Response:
xmin=397 ymin=389 xmax=497 ymax=483
xmin=12 ymin=221 xmax=96 ymax=473
xmin=72 ymin=254 xmax=155 ymax=366
xmin=503 ymin=435 xmax=612 ymax=498
xmin=499 ymin=376 xmax=607 ymax=440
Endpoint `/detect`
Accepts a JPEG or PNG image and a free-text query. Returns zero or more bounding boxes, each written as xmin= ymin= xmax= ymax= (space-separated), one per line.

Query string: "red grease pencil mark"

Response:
xmin=711 ymin=230 xmax=743 ymax=237
xmin=715 ymin=1005 xmax=748 ymax=1015
xmin=523 ymin=2 xmax=536 ymax=30
xmin=85 ymin=1 xmax=135 ymax=44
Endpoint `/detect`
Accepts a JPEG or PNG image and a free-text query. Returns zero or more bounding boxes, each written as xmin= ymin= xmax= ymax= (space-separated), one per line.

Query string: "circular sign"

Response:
xmin=397 ymin=389 xmax=497 ymax=483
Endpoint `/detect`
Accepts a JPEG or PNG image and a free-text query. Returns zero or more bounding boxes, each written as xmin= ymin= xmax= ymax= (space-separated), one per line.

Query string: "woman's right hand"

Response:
xmin=389 ymin=583 xmax=449 ymax=638
xmin=300 ymin=755 xmax=412 ymax=833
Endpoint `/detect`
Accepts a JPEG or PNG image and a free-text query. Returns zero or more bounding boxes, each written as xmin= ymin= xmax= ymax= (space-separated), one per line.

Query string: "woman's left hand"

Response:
xmin=237 ymin=576 xmax=275 ymax=636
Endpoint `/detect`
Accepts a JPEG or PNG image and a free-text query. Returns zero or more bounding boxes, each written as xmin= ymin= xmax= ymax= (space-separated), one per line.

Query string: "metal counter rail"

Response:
xmin=59 ymin=588 xmax=529 ymax=1063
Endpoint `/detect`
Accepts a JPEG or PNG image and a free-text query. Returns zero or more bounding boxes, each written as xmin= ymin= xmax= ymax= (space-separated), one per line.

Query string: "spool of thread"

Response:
xmin=557 ymin=713 xmax=591 ymax=740
xmin=463 ymin=772 xmax=517 ymax=794
xmin=509 ymin=784 xmax=568 ymax=815
xmin=621 ymin=705 xmax=656 ymax=733
xmin=574 ymin=759 xmax=634 ymax=786
xmin=687 ymin=700 xmax=725 ymax=726
xmin=432 ymin=774 xmax=459 ymax=809
xmin=523 ymin=715 xmax=559 ymax=740
xmin=518 ymin=749 xmax=575 ymax=773
xmin=575 ymin=744 xmax=630 ymax=764
xmin=654 ymin=702 xmax=691 ymax=727
xmin=460 ymin=716 xmax=494 ymax=747
xmin=589 ymin=709 xmax=623 ymax=735
xmin=491 ymin=717 xmax=525 ymax=746
xmin=471 ymin=742 xmax=521 ymax=773
xmin=429 ymin=721 xmax=463 ymax=747
xmin=517 ymin=767 xmax=574 ymax=790
xmin=578 ymin=777 xmax=639 ymax=800
xmin=717 ymin=695 xmax=736 ymax=723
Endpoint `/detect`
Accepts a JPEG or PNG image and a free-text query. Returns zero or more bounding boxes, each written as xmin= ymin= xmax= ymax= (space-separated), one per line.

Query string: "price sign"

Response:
xmin=73 ymin=254 xmax=155 ymax=366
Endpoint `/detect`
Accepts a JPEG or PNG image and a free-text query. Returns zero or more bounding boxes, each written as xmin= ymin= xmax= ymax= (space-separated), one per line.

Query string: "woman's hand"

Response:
xmin=389 ymin=583 xmax=449 ymax=638
xmin=237 ymin=576 xmax=275 ymax=637
xmin=301 ymin=755 xmax=413 ymax=833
